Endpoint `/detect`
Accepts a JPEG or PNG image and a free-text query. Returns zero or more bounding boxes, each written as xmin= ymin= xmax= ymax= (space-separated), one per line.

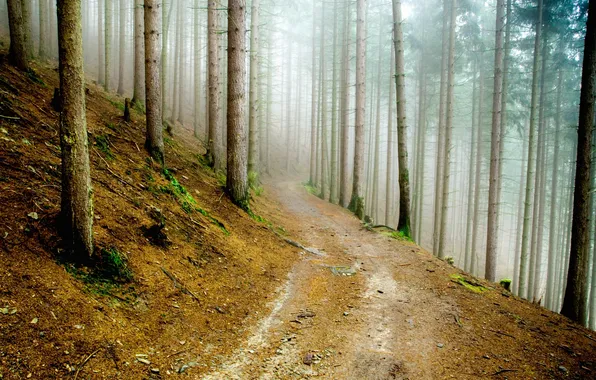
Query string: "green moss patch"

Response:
xmin=450 ymin=274 xmax=487 ymax=294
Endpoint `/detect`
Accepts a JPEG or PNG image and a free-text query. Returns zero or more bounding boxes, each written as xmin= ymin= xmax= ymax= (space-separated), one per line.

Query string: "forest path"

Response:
xmin=203 ymin=180 xmax=458 ymax=379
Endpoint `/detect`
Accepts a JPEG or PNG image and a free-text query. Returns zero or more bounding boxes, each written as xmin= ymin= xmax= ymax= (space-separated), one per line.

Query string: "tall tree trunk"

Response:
xmin=160 ymin=0 xmax=174 ymax=121
xmin=393 ymin=0 xmax=411 ymax=235
xmin=248 ymin=0 xmax=259 ymax=174
xmin=371 ymin=29 xmax=382 ymax=222
xmin=177 ymin=6 xmax=186 ymax=125
xmin=339 ymin=1 xmax=351 ymax=207
xmin=20 ymin=0 xmax=31 ymax=57
xmin=263 ymin=27 xmax=272 ymax=176
xmin=438 ymin=0 xmax=456 ymax=259
xmin=117 ymin=0 xmax=126 ymax=95
xmin=144 ymin=0 xmax=164 ymax=164
xmin=562 ymin=0 xmax=596 ymax=324
xmin=386 ymin=46 xmax=396 ymax=226
xmin=132 ymin=0 xmax=145 ymax=106
xmin=329 ymin=0 xmax=339 ymax=204
xmin=471 ymin=52 xmax=485 ymax=276
xmin=513 ymin=130 xmax=528 ymax=295
xmin=518 ymin=0 xmax=543 ymax=299
xmin=7 ymin=0 xmax=29 ymax=70
xmin=193 ymin=0 xmax=203 ymax=138
xmin=465 ymin=60 xmax=478 ymax=272
xmin=172 ymin=0 xmax=181 ymax=122
xmin=207 ymin=0 xmax=221 ymax=169
xmin=319 ymin=4 xmax=327 ymax=200
xmin=39 ymin=0 xmax=48 ymax=59
xmin=57 ymin=0 xmax=93 ymax=257
xmin=104 ymin=0 xmax=112 ymax=91
xmin=433 ymin=0 xmax=450 ymax=255
xmin=415 ymin=55 xmax=427 ymax=243
xmin=226 ymin=0 xmax=249 ymax=206
xmin=309 ymin=0 xmax=317 ymax=185
xmin=485 ymin=0 xmax=505 ymax=281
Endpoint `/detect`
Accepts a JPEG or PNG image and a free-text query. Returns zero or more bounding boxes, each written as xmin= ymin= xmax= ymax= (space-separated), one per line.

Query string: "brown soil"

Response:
xmin=0 ymin=57 xmax=595 ymax=380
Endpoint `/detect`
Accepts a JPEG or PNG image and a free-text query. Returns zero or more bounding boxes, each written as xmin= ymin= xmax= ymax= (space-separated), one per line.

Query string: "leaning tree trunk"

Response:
xmin=226 ymin=0 xmax=249 ymax=207
xmin=144 ymin=0 xmax=164 ymax=165
xmin=57 ymin=0 xmax=94 ymax=257
xmin=349 ymin=0 xmax=366 ymax=220
xmin=518 ymin=0 xmax=543 ymax=299
xmin=561 ymin=0 xmax=596 ymax=324
xmin=132 ymin=0 xmax=145 ymax=106
xmin=438 ymin=0 xmax=456 ymax=259
xmin=207 ymin=0 xmax=221 ymax=170
xmin=485 ymin=0 xmax=505 ymax=282
xmin=7 ymin=0 xmax=29 ymax=70
xmin=393 ymin=0 xmax=411 ymax=236
xmin=247 ymin=0 xmax=260 ymax=175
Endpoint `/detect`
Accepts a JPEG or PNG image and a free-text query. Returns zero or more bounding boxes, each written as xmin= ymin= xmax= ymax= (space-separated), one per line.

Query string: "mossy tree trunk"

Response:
xmin=57 ymin=0 xmax=94 ymax=257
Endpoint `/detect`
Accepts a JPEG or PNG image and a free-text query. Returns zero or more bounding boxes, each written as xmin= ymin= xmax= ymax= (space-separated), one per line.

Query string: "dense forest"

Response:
xmin=1 ymin=0 xmax=595 ymax=333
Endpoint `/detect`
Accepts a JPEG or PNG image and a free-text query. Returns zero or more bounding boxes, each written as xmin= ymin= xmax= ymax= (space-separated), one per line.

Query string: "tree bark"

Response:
xmin=393 ymin=0 xmax=411 ymax=236
xmin=438 ymin=0 xmax=456 ymax=259
xmin=132 ymin=0 xmax=145 ymax=106
xmin=562 ymin=0 xmax=595 ymax=324
xmin=97 ymin=0 xmax=104 ymax=84
xmin=7 ymin=0 xmax=29 ymax=70
xmin=117 ymin=0 xmax=126 ymax=95
xmin=339 ymin=1 xmax=351 ymax=207
xmin=349 ymin=0 xmax=366 ymax=220
xmin=207 ymin=0 xmax=221 ymax=170
xmin=20 ymin=0 xmax=31 ymax=57
xmin=471 ymin=52 xmax=485 ymax=276
xmin=144 ymin=0 xmax=164 ymax=164
xmin=39 ymin=0 xmax=48 ymax=59
xmin=309 ymin=0 xmax=317 ymax=185
xmin=465 ymin=59 xmax=478 ymax=272
xmin=518 ymin=0 xmax=543 ymax=299
xmin=329 ymin=0 xmax=339 ymax=204
xmin=485 ymin=0 xmax=505 ymax=282
xmin=104 ymin=0 xmax=112 ymax=92
xmin=248 ymin=0 xmax=260 ymax=175
xmin=386 ymin=46 xmax=396 ymax=226
xmin=57 ymin=0 xmax=94 ymax=257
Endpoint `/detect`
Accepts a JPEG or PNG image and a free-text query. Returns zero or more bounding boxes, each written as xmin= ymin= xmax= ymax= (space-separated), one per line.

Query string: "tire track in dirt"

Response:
xmin=202 ymin=181 xmax=455 ymax=379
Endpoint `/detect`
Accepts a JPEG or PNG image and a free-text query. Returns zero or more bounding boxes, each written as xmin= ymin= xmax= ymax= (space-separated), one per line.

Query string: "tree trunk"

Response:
xmin=97 ymin=0 xmax=104 ymax=84
xmin=485 ymin=0 xmax=505 ymax=282
xmin=207 ymin=0 xmax=221 ymax=170
xmin=39 ymin=0 xmax=48 ymax=59
xmin=386 ymin=46 xmax=396 ymax=226
xmin=177 ymin=6 xmax=186 ymax=125
xmin=20 ymin=0 xmax=31 ymax=57
xmin=172 ymin=0 xmax=181 ymax=122
xmin=57 ymin=0 xmax=93 ymax=257
xmin=264 ymin=27 xmax=272 ymax=175
xmin=329 ymin=0 xmax=339 ymax=204
xmin=144 ymin=0 xmax=164 ymax=164
xmin=349 ymin=0 xmax=366 ymax=220
xmin=433 ymin=0 xmax=450 ymax=255
xmin=561 ymin=0 xmax=596 ymax=324
xmin=193 ymin=0 xmax=203 ymax=138
xmin=117 ymin=0 xmax=126 ymax=95
xmin=161 ymin=0 xmax=174 ymax=121
xmin=465 ymin=60 xmax=478 ymax=272
xmin=286 ymin=42 xmax=293 ymax=173
xmin=132 ymin=0 xmax=145 ymax=106
xmin=319 ymin=4 xmax=327 ymax=200
xmin=438 ymin=0 xmax=456 ymax=259
xmin=513 ymin=129 xmax=528 ymax=295
xmin=518 ymin=0 xmax=543 ymax=299
xmin=393 ymin=0 xmax=411 ymax=235
xmin=104 ymin=0 xmax=112 ymax=92
xmin=471 ymin=52 xmax=485 ymax=276
xmin=248 ymin=0 xmax=260 ymax=175
xmin=309 ymin=0 xmax=317 ymax=185
xmin=339 ymin=2 xmax=351 ymax=207
xmin=7 ymin=0 xmax=29 ymax=70
xmin=226 ymin=0 xmax=249 ymax=207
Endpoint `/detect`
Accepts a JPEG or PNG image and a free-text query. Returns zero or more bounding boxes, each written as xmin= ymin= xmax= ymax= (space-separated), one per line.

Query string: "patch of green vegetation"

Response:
xmin=500 ymin=278 xmax=512 ymax=291
xmin=21 ymin=138 xmax=32 ymax=146
xmin=215 ymin=171 xmax=227 ymax=188
xmin=164 ymin=137 xmax=174 ymax=146
xmin=248 ymin=171 xmax=264 ymax=196
xmin=62 ymin=247 xmax=134 ymax=302
xmin=160 ymin=169 xmax=229 ymax=234
xmin=106 ymin=122 xmax=118 ymax=131
xmin=95 ymin=135 xmax=114 ymax=160
xmin=304 ymin=183 xmax=318 ymax=195
xmin=445 ymin=256 xmax=455 ymax=265
xmin=109 ymin=99 xmax=125 ymax=112
xmin=450 ymin=274 xmax=487 ymax=294
xmin=132 ymin=100 xmax=146 ymax=114
xmin=381 ymin=230 xmax=413 ymax=242
xmin=26 ymin=69 xmax=46 ymax=86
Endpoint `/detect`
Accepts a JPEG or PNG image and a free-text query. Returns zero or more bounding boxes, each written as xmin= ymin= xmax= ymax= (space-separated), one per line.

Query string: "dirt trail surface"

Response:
xmin=204 ymin=181 xmax=596 ymax=379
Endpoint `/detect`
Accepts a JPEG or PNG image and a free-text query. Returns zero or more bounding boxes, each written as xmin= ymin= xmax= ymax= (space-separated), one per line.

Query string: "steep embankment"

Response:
xmin=0 ymin=58 xmax=301 ymax=378
xmin=1 ymin=57 xmax=595 ymax=380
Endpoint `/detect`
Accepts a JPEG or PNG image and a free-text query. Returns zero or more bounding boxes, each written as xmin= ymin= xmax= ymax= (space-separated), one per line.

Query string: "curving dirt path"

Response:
xmin=202 ymin=181 xmax=596 ymax=379
xmin=203 ymin=181 xmax=457 ymax=379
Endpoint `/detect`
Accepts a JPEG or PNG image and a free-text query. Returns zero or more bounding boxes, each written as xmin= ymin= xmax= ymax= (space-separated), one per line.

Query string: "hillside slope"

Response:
xmin=0 ymin=58 xmax=301 ymax=378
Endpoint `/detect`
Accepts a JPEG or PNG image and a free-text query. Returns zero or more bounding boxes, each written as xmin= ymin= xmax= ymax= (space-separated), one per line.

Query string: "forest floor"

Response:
xmin=0 ymin=56 xmax=595 ymax=379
